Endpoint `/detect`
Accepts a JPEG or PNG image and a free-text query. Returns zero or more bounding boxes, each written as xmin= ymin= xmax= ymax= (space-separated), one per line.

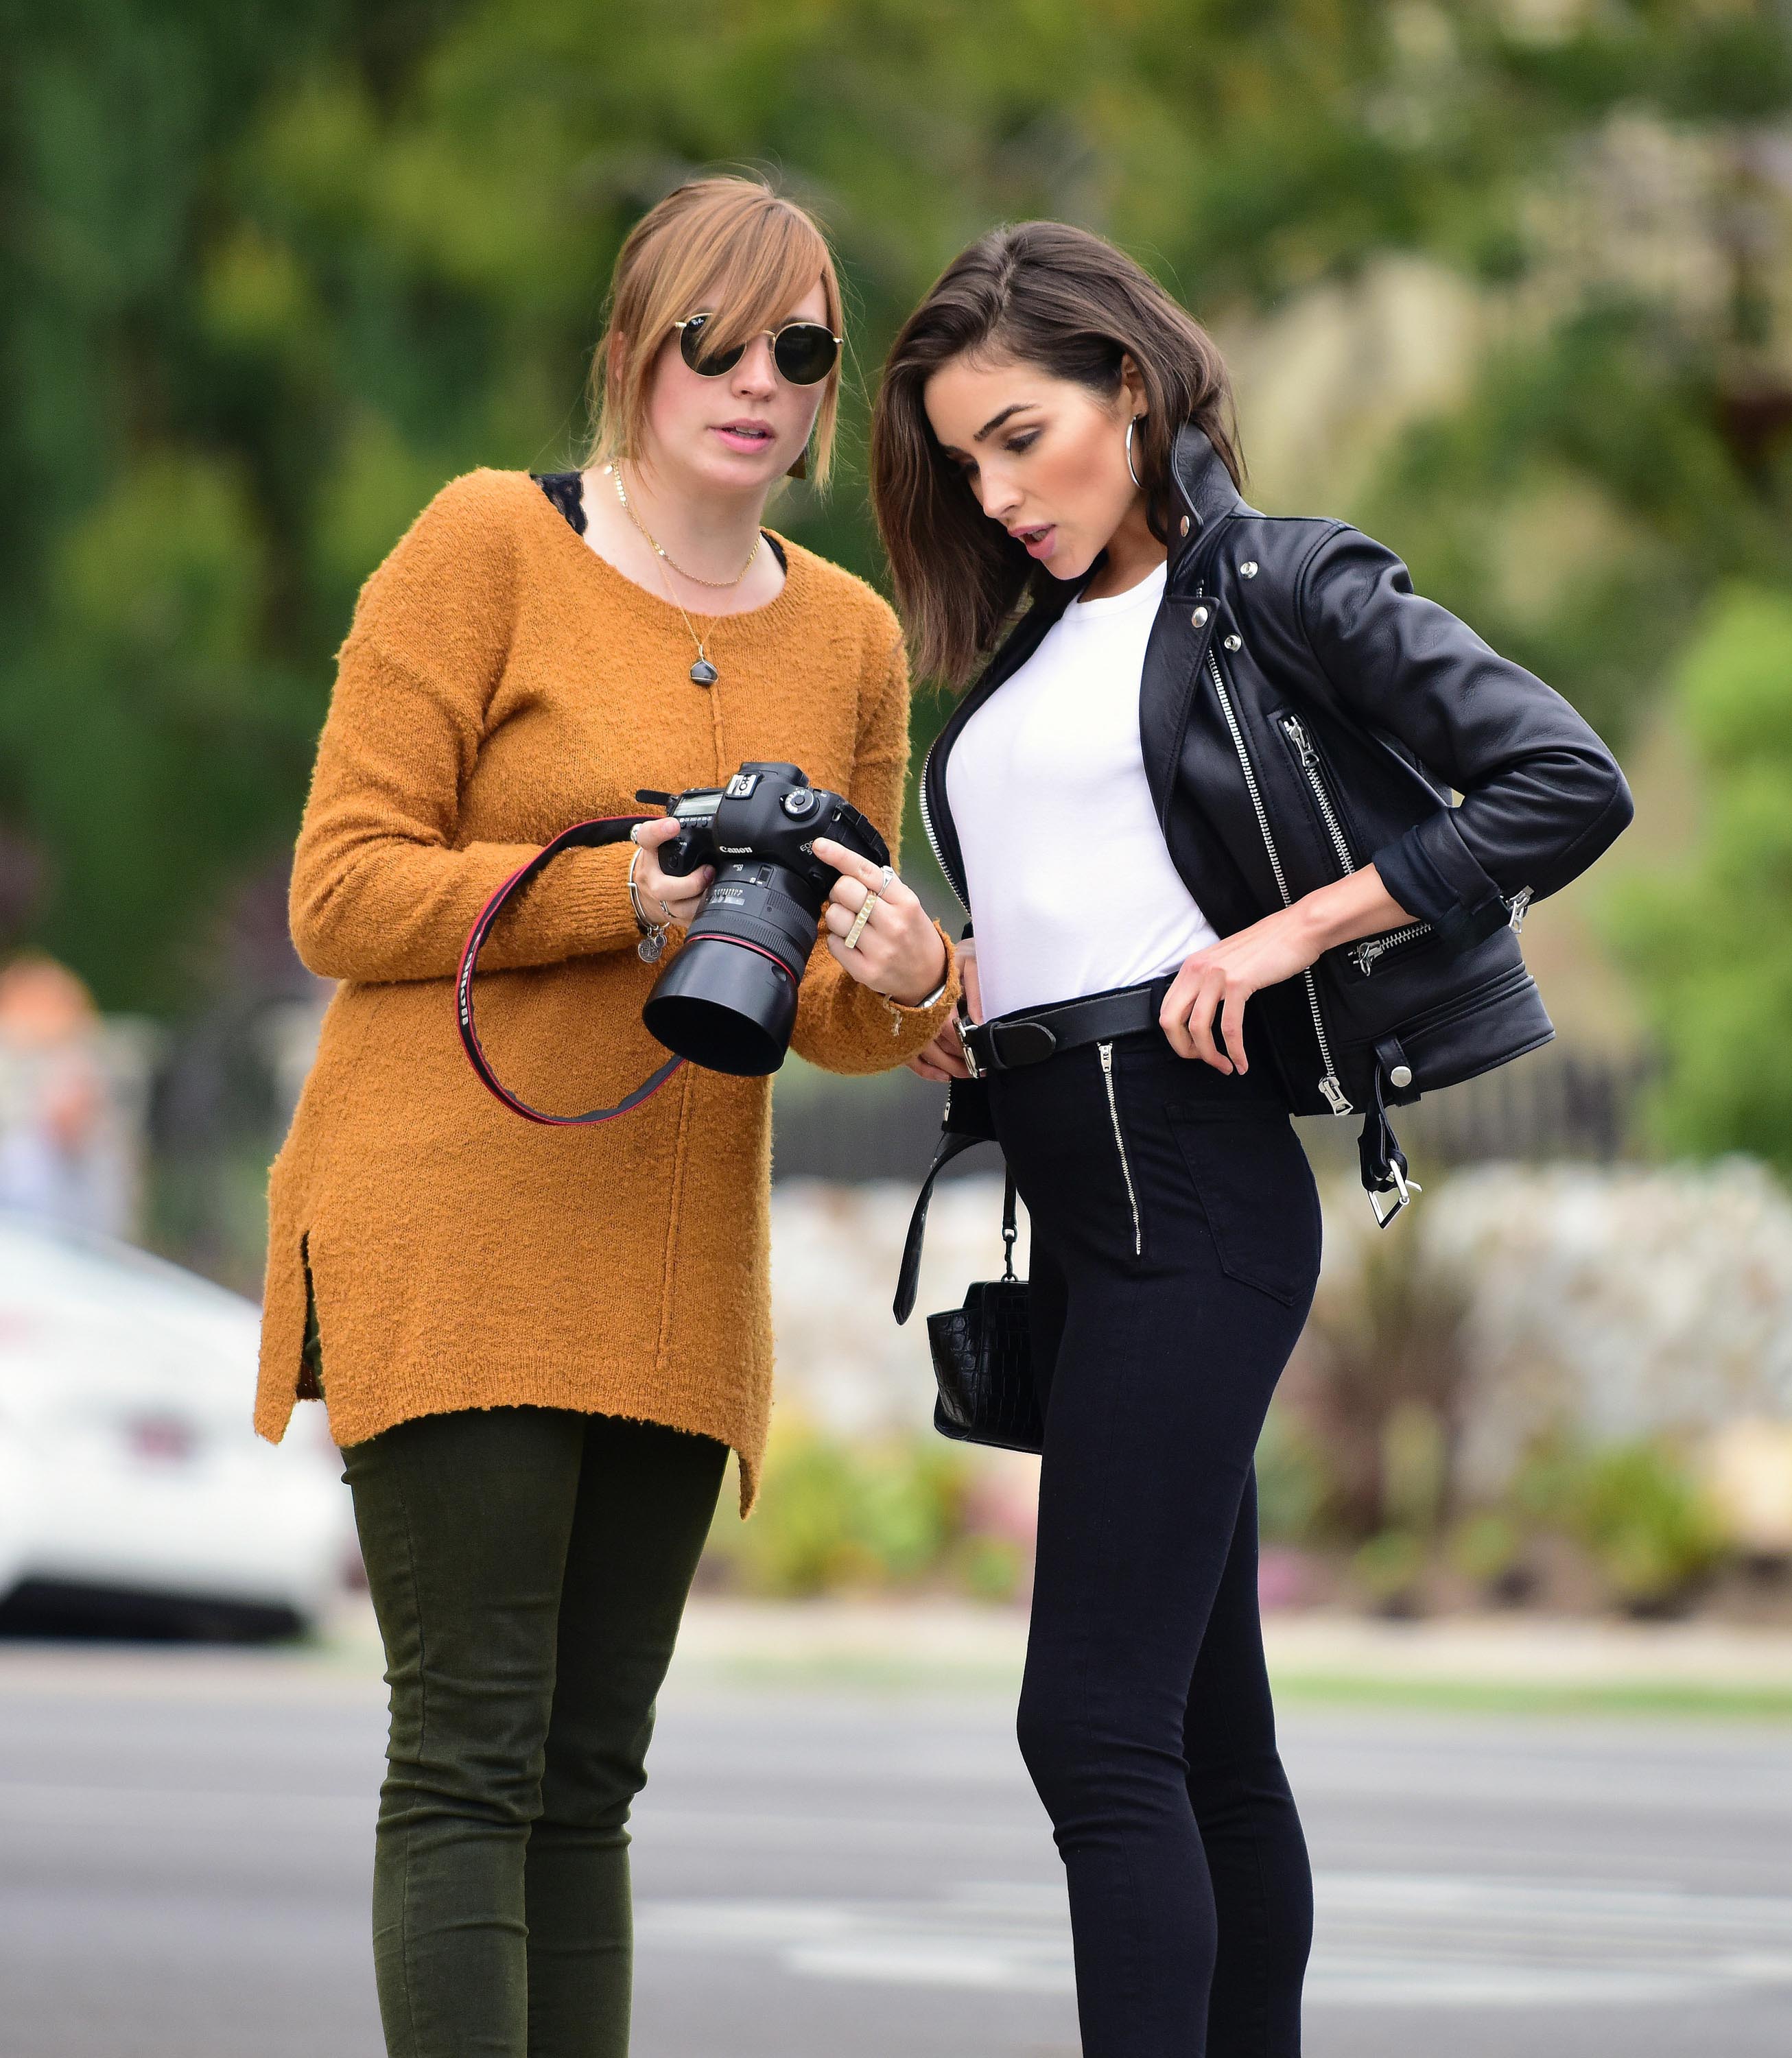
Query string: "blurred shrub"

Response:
xmin=1253 ymin=1404 xmax=1332 ymax=1546
xmin=1555 ymin=1439 xmax=1730 ymax=1615
xmin=703 ymin=1420 xmax=1026 ymax=1601
xmin=1506 ymin=1434 xmax=1730 ymax=1616
xmin=1352 ymin=1528 xmax=1429 ymax=1615
xmin=1297 ymin=1199 xmax=1474 ymax=1539
xmin=1445 ymin=1510 xmax=1526 ymax=1598
xmin=1607 ymin=584 xmax=1792 ymax=1176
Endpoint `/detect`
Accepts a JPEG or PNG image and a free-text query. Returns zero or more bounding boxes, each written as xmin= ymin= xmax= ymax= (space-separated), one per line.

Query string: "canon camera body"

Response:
xmin=637 ymin=763 xmax=889 ymax=1076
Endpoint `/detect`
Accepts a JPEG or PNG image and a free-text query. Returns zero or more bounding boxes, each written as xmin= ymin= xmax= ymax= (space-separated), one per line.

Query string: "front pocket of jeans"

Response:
xmin=1166 ymin=1106 xmax=1316 ymax=1306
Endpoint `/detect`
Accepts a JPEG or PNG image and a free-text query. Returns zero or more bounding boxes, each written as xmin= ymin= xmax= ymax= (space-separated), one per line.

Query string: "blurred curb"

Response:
xmin=663 ymin=1599 xmax=1792 ymax=1713
xmin=4 ymin=1598 xmax=1791 ymax=1717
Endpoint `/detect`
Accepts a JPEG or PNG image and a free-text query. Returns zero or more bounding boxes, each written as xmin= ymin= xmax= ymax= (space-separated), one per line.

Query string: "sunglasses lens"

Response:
xmin=773 ymin=324 xmax=838 ymax=386
xmin=679 ymin=316 xmax=743 ymax=378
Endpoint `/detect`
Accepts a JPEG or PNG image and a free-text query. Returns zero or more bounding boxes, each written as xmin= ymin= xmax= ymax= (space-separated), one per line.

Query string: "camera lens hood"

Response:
xmin=641 ymin=936 xmax=798 ymax=1076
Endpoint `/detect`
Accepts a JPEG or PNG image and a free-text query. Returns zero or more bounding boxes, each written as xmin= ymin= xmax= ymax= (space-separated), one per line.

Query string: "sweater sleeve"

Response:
xmin=288 ymin=474 xmax=640 ymax=984
xmin=788 ymin=624 xmax=961 ymax=1075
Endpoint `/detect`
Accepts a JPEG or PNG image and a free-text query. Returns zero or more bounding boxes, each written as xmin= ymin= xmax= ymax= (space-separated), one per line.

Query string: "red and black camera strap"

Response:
xmin=456 ymin=814 xmax=689 ymax=1127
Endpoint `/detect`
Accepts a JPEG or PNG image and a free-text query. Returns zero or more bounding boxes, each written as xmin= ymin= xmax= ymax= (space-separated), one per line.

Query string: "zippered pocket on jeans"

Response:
xmin=1097 ymin=1041 xmax=1143 ymax=1257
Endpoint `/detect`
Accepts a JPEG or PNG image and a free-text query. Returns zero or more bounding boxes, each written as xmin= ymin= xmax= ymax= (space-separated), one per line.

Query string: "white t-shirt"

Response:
xmin=945 ymin=559 xmax=1219 ymax=1023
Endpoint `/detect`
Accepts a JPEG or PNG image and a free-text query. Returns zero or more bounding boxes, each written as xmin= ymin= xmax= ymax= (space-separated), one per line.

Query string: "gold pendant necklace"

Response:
xmin=611 ymin=463 xmax=759 ymax=687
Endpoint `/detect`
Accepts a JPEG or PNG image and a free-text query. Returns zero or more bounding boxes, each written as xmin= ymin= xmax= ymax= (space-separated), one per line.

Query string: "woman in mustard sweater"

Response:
xmin=256 ymin=176 xmax=958 ymax=2057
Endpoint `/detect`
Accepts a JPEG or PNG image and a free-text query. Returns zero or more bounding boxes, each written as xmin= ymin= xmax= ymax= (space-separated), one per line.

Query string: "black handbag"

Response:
xmin=894 ymin=1078 xmax=1043 ymax=1455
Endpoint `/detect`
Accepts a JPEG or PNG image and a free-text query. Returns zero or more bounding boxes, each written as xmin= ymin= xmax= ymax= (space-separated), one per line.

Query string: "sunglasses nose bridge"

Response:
xmin=732 ymin=330 xmax=781 ymax=388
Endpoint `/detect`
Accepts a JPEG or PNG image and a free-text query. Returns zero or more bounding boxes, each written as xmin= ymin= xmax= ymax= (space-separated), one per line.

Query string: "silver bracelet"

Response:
xmin=908 ymin=969 xmax=952 ymax=1010
xmin=627 ymin=848 xmax=669 ymax=965
xmin=883 ymin=952 xmax=952 ymax=1031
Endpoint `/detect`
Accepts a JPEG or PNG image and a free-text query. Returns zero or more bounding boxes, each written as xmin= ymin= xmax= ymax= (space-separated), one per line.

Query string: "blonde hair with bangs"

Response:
xmin=585 ymin=176 xmax=844 ymax=488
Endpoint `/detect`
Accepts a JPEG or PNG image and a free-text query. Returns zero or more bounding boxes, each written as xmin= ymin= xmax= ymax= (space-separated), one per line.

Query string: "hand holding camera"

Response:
xmin=626 ymin=817 xmax=715 ymax=928
xmin=460 ymin=761 xmax=947 ymax=1124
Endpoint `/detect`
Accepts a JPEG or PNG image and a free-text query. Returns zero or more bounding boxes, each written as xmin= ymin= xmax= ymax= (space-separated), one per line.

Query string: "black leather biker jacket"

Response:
xmin=918 ymin=420 xmax=1634 ymax=1131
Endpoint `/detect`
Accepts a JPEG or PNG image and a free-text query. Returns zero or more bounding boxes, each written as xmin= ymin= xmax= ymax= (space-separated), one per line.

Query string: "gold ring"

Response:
xmin=843 ymin=890 xmax=880 ymax=950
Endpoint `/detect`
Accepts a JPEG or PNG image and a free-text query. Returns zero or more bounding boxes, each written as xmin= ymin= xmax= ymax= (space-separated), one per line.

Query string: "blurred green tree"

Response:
xmin=4 ymin=0 xmax=1792 ymax=1010
xmin=1606 ymin=583 xmax=1792 ymax=1172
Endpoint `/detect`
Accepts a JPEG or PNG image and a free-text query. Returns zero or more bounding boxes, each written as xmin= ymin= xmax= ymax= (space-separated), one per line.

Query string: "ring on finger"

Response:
xmin=843 ymin=889 xmax=880 ymax=951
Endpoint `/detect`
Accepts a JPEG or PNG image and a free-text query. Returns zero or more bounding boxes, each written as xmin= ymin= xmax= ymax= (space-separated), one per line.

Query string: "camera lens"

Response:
xmin=639 ymin=766 xmax=888 ymax=1077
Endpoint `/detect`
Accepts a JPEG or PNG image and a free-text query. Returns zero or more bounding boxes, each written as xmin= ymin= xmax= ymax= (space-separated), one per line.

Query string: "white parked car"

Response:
xmin=0 ymin=1211 xmax=355 ymax=1639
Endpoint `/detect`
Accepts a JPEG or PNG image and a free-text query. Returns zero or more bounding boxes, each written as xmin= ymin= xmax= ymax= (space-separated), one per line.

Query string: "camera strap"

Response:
xmin=457 ymin=814 xmax=689 ymax=1126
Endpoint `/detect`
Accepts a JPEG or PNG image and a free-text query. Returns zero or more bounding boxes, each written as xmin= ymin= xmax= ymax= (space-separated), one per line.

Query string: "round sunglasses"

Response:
xmin=673 ymin=311 xmax=842 ymax=386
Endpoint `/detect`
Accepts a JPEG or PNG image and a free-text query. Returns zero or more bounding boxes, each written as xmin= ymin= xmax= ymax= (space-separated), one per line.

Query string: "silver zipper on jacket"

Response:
xmin=1097 ymin=1041 xmax=1143 ymax=1255
xmin=1282 ymin=715 xmax=1358 ymax=878
xmin=916 ymin=742 xmax=966 ymax=912
xmin=1349 ymin=921 xmax=1432 ymax=975
xmin=1205 ymin=652 xmax=1354 ymax=1115
xmin=1352 ymin=886 xmax=1534 ymax=974
xmin=1284 ymin=711 xmax=1441 ymax=980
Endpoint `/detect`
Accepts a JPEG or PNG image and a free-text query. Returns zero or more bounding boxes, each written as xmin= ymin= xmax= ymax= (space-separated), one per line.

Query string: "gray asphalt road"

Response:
xmin=1 ymin=1645 xmax=1788 ymax=2057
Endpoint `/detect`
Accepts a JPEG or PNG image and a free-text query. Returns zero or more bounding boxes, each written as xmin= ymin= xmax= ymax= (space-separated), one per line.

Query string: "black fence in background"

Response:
xmin=769 ymin=1045 xmax=1654 ymax=1187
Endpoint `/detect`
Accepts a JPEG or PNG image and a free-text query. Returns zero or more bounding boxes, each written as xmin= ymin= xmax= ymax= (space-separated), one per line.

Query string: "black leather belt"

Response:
xmin=957 ymin=977 xmax=1171 ymax=1078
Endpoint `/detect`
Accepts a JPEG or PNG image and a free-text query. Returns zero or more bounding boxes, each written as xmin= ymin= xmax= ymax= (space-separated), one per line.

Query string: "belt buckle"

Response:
xmin=955 ymin=1015 xmax=982 ymax=1080
xmin=1369 ymin=1161 xmax=1422 ymax=1227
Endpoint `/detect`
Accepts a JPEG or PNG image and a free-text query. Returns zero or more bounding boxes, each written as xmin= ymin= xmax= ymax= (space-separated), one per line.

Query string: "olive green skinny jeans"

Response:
xmin=340 ymin=1404 xmax=727 ymax=2058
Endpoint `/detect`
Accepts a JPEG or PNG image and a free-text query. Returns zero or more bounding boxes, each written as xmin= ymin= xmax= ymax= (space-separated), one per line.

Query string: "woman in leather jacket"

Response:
xmin=870 ymin=221 xmax=1631 ymax=2057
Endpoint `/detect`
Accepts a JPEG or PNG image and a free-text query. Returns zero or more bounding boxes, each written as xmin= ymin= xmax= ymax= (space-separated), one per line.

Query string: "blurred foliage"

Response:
xmin=1298 ymin=1205 xmax=1474 ymax=1535
xmin=1605 ymin=583 xmax=1792 ymax=1172
xmin=698 ymin=1412 xmax=1745 ymax=1618
xmin=1521 ymin=1434 xmax=1730 ymax=1613
xmin=1253 ymin=1402 xmax=1333 ymax=1546
xmin=5 ymin=2 xmax=1792 ymax=1013
xmin=700 ymin=1417 xmax=1025 ymax=1599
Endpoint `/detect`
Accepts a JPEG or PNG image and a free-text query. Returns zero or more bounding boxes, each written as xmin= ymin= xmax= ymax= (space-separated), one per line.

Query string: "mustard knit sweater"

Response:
xmin=255 ymin=469 xmax=960 ymax=1513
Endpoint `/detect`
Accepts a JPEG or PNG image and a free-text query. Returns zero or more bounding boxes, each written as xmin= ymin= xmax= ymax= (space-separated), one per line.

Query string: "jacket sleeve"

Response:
xmin=788 ymin=626 xmax=962 ymax=1075
xmin=1296 ymin=524 xmax=1634 ymax=955
xmin=288 ymin=473 xmax=640 ymax=984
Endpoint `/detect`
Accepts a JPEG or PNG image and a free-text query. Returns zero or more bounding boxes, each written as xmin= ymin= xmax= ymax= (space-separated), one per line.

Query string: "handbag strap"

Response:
xmin=1001 ymin=1171 xmax=1019 ymax=1282
xmin=457 ymin=813 xmax=688 ymax=1126
xmin=893 ymin=1128 xmax=989 ymax=1323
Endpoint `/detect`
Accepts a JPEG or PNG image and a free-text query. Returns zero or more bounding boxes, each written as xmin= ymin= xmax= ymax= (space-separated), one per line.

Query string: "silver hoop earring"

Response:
xmin=1124 ymin=415 xmax=1144 ymax=491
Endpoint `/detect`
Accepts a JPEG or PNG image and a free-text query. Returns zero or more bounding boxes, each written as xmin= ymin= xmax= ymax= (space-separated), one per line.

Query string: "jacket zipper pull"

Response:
xmin=1318 ymin=1074 xmax=1353 ymax=1116
xmin=1506 ymin=886 xmax=1533 ymax=932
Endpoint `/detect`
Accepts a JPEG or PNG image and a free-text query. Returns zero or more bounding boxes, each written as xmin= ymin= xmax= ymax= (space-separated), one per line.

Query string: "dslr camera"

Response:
xmin=636 ymin=762 xmax=890 ymax=1076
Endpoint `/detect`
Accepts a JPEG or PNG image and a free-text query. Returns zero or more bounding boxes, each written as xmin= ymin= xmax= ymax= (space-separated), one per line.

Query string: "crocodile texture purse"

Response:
xmin=926 ymin=1172 xmax=1041 ymax=1454
xmin=894 ymin=1080 xmax=1043 ymax=1455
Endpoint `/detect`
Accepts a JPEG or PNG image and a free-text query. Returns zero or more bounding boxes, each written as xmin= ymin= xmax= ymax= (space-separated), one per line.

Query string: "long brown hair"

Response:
xmin=584 ymin=175 xmax=845 ymax=488
xmin=871 ymin=221 xmax=1242 ymax=689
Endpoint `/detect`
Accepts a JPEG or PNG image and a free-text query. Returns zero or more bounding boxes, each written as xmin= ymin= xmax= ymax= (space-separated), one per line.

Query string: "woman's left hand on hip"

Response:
xmin=812 ymin=837 xmax=949 ymax=1006
xmin=1159 ymin=907 xmax=1319 ymax=1074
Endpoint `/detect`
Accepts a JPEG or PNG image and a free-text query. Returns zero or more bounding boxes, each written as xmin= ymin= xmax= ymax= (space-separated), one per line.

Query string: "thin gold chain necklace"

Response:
xmin=611 ymin=462 xmax=760 ymax=687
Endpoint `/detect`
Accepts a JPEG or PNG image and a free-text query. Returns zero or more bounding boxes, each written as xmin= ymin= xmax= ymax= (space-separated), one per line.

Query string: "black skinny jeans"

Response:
xmin=987 ymin=1016 xmax=1323 ymax=2058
